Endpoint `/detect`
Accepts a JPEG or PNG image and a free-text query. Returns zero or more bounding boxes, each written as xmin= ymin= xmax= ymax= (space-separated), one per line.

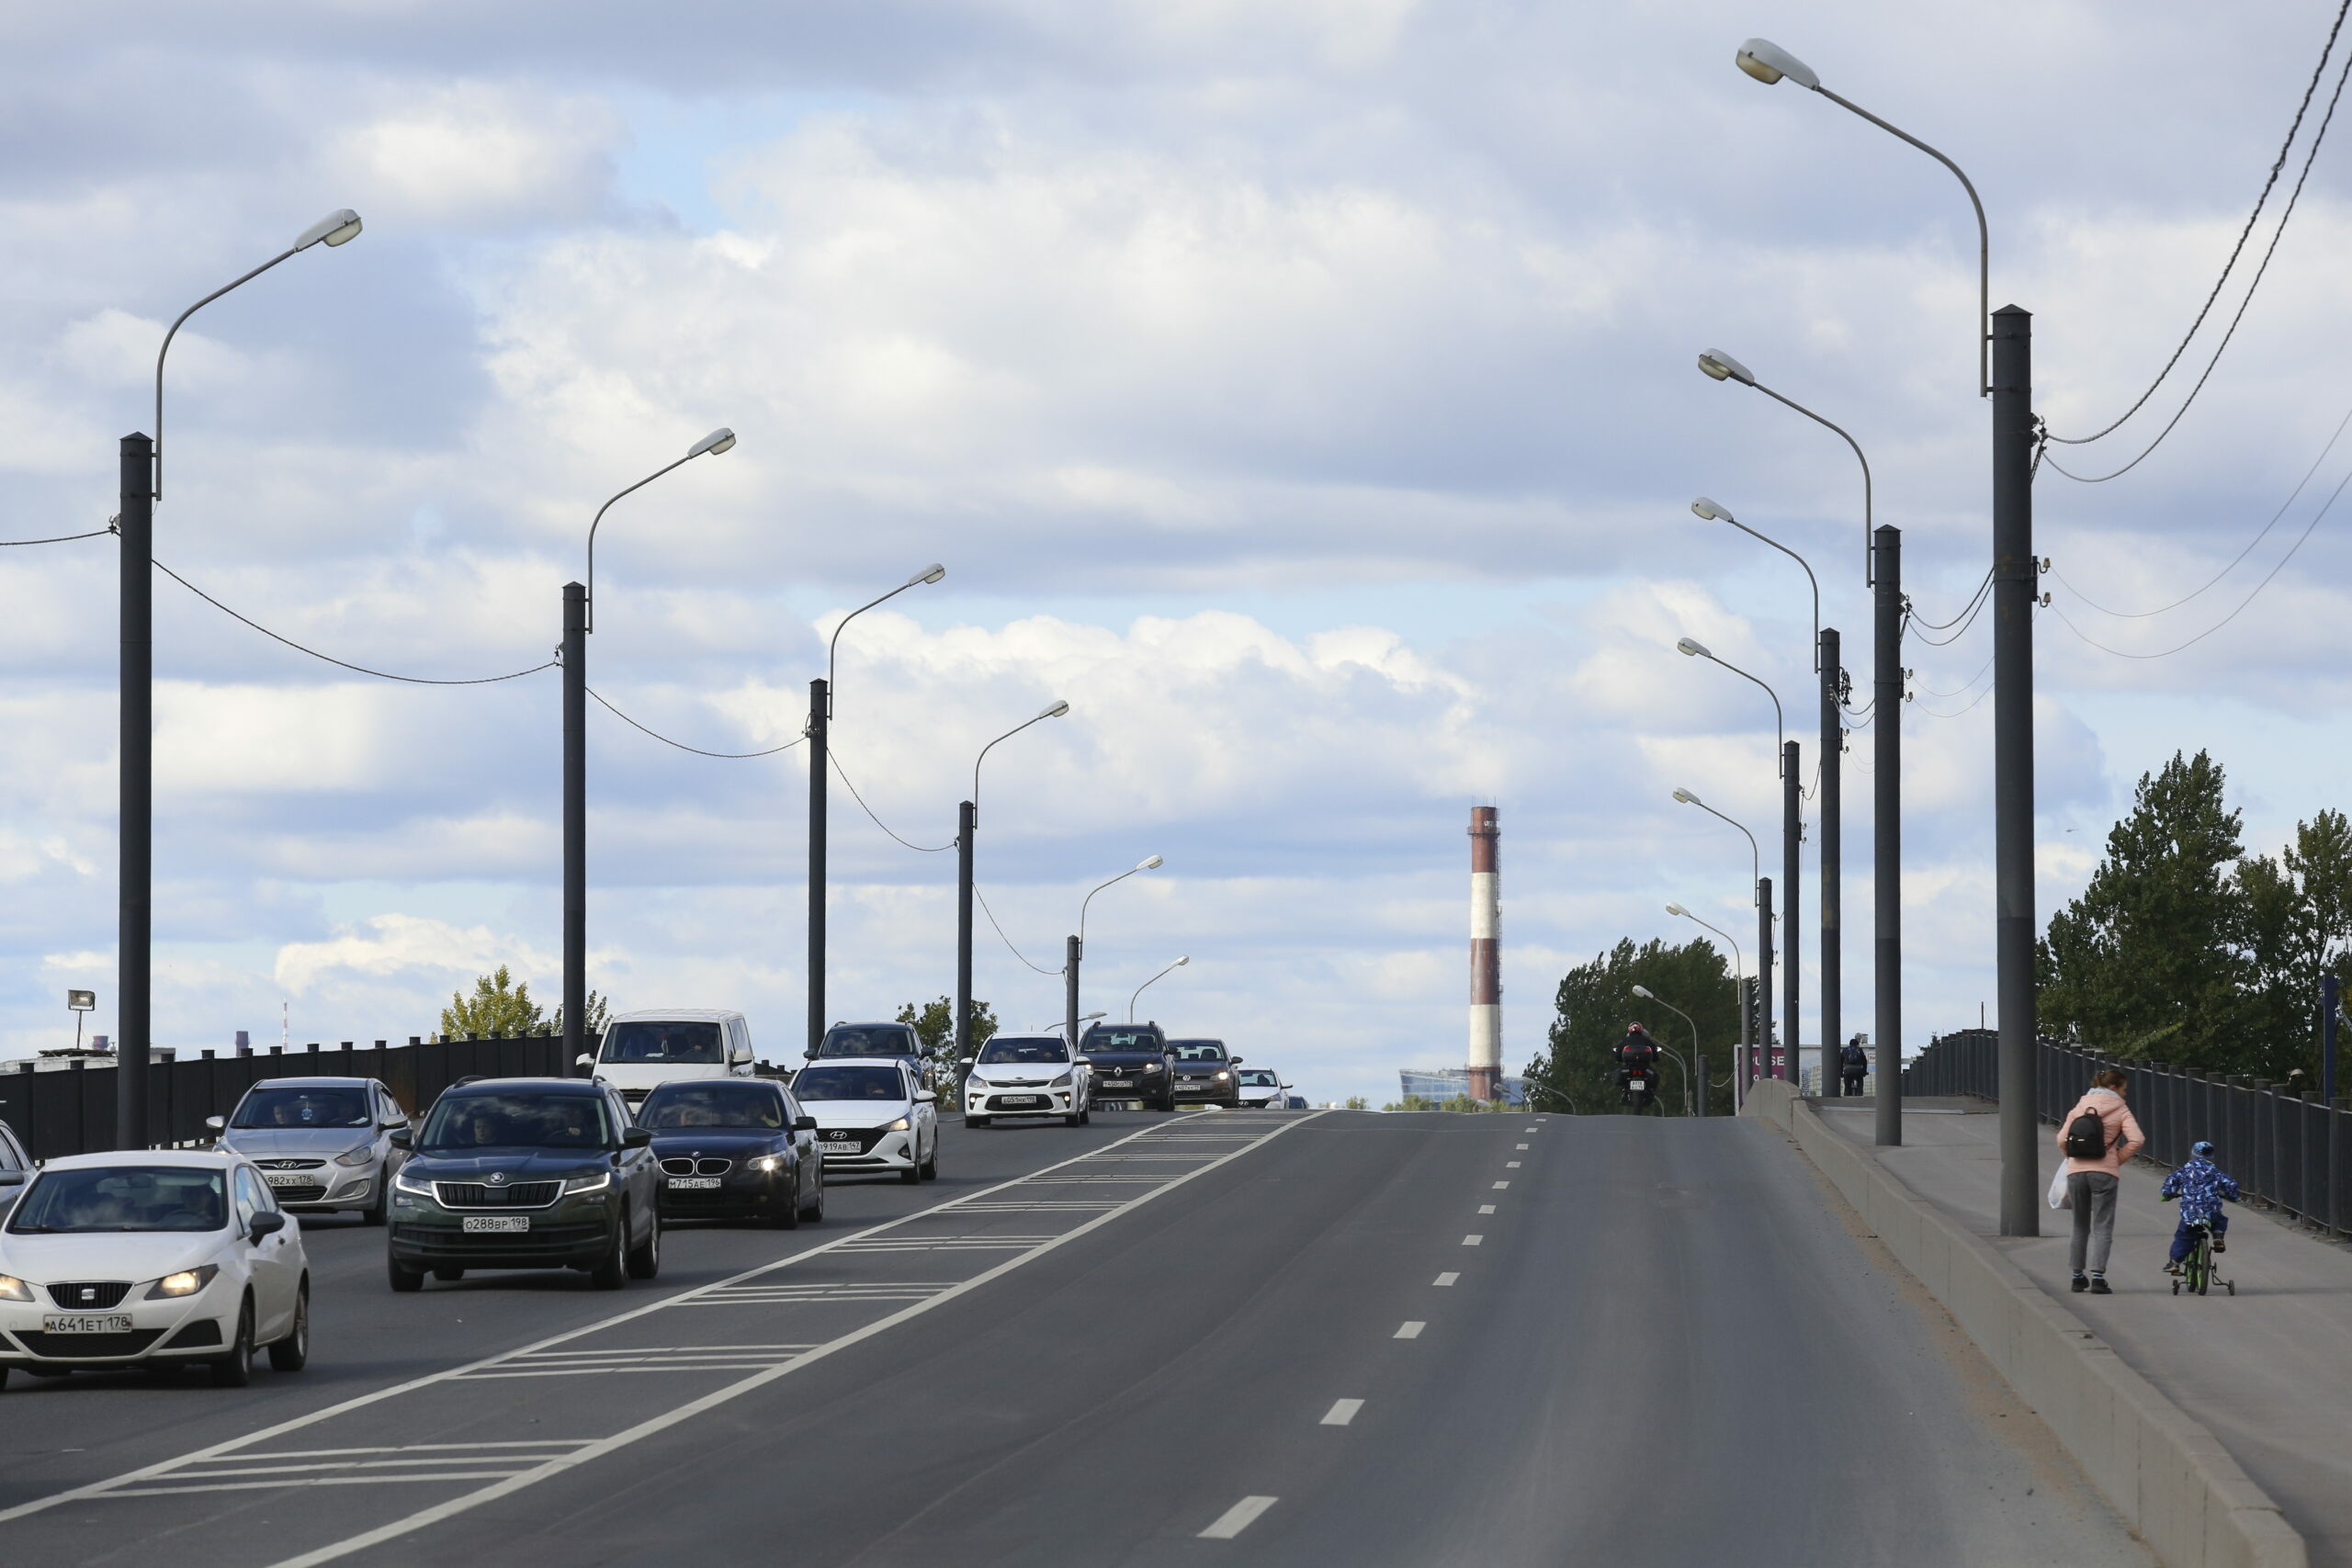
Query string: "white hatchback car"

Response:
xmin=0 ymin=1149 xmax=311 ymax=1389
xmin=790 ymin=1058 xmax=939 ymax=1184
xmin=1234 ymin=1067 xmax=1286 ymax=1110
xmin=962 ymin=1034 xmax=1093 ymax=1127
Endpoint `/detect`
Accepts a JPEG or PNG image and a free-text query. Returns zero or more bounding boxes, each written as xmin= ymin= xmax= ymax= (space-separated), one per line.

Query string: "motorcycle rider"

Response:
xmin=1613 ymin=1023 xmax=1661 ymax=1102
xmin=1839 ymin=1037 xmax=1870 ymax=1097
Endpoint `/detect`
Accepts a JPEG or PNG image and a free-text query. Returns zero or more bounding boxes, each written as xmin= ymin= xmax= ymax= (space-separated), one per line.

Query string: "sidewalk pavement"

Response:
xmin=1816 ymin=1101 xmax=2352 ymax=1568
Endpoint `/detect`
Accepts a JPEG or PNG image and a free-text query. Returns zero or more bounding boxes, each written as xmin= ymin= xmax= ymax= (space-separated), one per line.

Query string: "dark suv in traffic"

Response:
xmin=1079 ymin=1022 xmax=1175 ymax=1111
xmin=386 ymin=1078 xmax=662 ymax=1291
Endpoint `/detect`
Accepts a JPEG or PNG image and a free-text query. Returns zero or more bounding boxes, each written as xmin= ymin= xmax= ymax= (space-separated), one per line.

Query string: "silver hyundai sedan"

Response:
xmin=209 ymin=1077 xmax=412 ymax=1225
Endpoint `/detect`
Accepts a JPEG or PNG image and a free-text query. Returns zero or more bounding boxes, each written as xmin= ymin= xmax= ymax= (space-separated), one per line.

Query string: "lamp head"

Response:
xmin=1736 ymin=39 xmax=1819 ymax=90
xmin=1040 ymin=699 xmax=1071 ymax=719
xmin=1632 ymin=985 xmax=1655 ymax=999
xmin=294 ymin=209 xmax=364 ymax=250
xmin=1137 ymin=855 xmax=1163 ymax=871
xmin=687 ymin=427 xmax=737 ymax=458
xmin=1672 ymin=788 xmax=1700 ymax=806
xmin=1696 ymin=349 xmax=1756 ymax=387
xmin=1665 ymin=902 xmax=1690 ymax=918
xmin=910 ymin=563 xmax=946 ymax=586
xmin=1676 ymin=637 xmax=1711 ymax=660
xmin=1690 ymin=497 xmax=1732 ymax=524
xmin=1173 ymin=955 xmax=1190 ymax=967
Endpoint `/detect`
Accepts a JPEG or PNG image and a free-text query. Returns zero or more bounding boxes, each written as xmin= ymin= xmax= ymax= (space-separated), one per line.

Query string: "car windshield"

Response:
xmin=599 ymin=1021 xmax=725 ymax=1065
xmin=1239 ymin=1070 xmax=1277 ymax=1085
xmin=1085 ymin=1030 xmax=1161 ymax=1054
xmin=978 ymin=1038 xmax=1069 ymax=1065
xmin=793 ymin=1066 xmax=906 ymax=1102
xmin=7 ymin=1166 xmax=228 ymax=1234
xmin=231 ymin=1086 xmax=373 ymax=1129
xmin=419 ymin=1092 xmax=613 ymax=1151
xmin=819 ymin=1026 xmax=916 ymax=1058
xmin=639 ymin=1083 xmax=787 ymax=1130
xmin=1172 ymin=1043 xmax=1227 ymax=1062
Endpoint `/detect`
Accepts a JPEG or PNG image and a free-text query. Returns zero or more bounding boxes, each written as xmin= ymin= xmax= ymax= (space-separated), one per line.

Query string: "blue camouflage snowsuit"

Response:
xmin=2160 ymin=1155 xmax=2241 ymax=1264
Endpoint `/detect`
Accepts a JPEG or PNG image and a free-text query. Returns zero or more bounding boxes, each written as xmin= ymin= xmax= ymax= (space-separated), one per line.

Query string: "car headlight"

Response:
xmin=888 ymin=1116 xmax=910 ymax=1132
xmin=1215 ymin=1070 xmax=1230 ymax=1080
xmin=145 ymin=1264 xmax=219 ymax=1300
xmin=333 ymin=1144 xmax=375 ymax=1168
xmin=0 ymin=1274 xmax=31 ymax=1303
xmin=562 ymin=1170 xmax=612 ymax=1195
xmin=1048 ymin=1071 xmax=1073 ymax=1088
xmin=748 ymin=1155 xmax=782 ymax=1172
xmin=392 ymin=1169 xmax=435 ymax=1197
xmin=1143 ymin=1062 xmax=1165 ymax=1073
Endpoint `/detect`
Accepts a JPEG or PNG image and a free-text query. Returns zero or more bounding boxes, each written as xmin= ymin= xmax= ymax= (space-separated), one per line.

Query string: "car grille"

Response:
xmin=392 ymin=1220 xmax=609 ymax=1257
xmin=818 ymin=1129 xmax=886 ymax=1154
xmin=270 ymin=1182 xmax=331 ymax=1204
xmin=254 ymin=1158 xmax=327 ymax=1171
xmin=435 ymin=1180 xmax=561 ymax=1209
xmin=46 ymin=1280 xmax=132 ymax=1309
xmin=660 ymin=1157 xmax=734 ymax=1177
xmin=12 ymin=1329 xmax=164 ymax=1359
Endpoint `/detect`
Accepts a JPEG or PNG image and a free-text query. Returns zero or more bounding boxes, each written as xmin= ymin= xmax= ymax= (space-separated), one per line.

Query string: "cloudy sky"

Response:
xmin=4 ymin=0 xmax=2349 ymax=1104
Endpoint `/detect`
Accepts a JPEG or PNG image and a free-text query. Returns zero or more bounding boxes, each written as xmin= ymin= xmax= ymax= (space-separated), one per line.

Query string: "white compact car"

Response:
xmin=790 ymin=1058 xmax=939 ymax=1184
xmin=0 ymin=1149 xmax=311 ymax=1389
xmin=208 ymin=1076 xmax=412 ymax=1224
xmin=1234 ymin=1068 xmax=1285 ymax=1110
xmin=962 ymin=1034 xmax=1093 ymax=1127
xmin=584 ymin=1008 xmax=760 ymax=1112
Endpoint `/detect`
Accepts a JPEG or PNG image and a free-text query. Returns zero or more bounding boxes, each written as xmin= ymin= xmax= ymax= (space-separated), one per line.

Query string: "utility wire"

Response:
xmin=2052 ymin=396 xmax=2352 ymax=616
xmin=1905 ymin=569 xmax=1995 ymax=630
xmin=155 ymin=558 xmax=557 ymax=685
xmin=1902 ymin=582 xmax=1995 ymax=649
xmin=972 ymin=883 xmax=1064 ymax=976
xmin=2046 ymin=0 xmax=2351 ymax=448
xmin=829 ymin=750 xmax=953 ymax=852
xmin=587 ymin=687 xmax=803 ymax=758
xmin=1914 ymin=647 xmax=1996 ymax=701
xmin=2047 ymin=462 xmax=2352 ymax=658
xmin=2043 ymin=16 xmax=2352 ymax=480
xmin=2 ymin=525 xmax=114 ymax=546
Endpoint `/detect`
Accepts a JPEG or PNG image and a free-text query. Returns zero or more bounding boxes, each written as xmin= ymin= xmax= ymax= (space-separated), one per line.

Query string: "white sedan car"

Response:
xmin=962 ymin=1034 xmax=1092 ymax=1127
xmin=790 ymin=1058 xmax=940 ymax=1185
xmin=1235 ymin=1068 xmax=1286 ymax=1110
xmin=0 ymin=1149 xmax=311 ymax=1389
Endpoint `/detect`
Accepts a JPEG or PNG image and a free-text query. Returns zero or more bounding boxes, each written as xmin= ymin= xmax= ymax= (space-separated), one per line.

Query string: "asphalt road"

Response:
xmin=0 ymin=1110 xmax=2153 ymax=1567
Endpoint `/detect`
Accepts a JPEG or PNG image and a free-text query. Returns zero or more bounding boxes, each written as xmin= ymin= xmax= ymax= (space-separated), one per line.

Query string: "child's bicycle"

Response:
xmin=2172 ymin=1223 xmax=2234 ymax=1296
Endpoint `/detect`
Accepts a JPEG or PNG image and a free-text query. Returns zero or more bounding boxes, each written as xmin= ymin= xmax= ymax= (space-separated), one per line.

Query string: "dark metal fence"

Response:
xmin=0 ymin=1035 xmax=571 ymax=1161
xmin=1904 ymin=1028 xmax=2346 ymax=1235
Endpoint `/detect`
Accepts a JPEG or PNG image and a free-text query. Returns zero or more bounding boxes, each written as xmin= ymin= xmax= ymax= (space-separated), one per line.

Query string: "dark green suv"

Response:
xmin=386 ymin=1079 xmax=661 ymax=1292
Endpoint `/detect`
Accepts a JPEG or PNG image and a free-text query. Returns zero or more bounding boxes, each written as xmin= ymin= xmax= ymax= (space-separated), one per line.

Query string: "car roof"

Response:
xmin=643 ymin=1077 xmax=783 ymax=1093
xmin=40 ymin=1147 xmax=247 ymax=1171
xmin=606 ymin=1009 xmax=745 ymax=1024
xmin=441 ymin=1077 xmax=605 ymax=1096
xmin=795 ymin=1056 xmax=911 ymax=1070
xmin=824 ymin=1021 xmax=915 ymax=1032
xmin=1169 ymin=1038 xmax=1226 ymax=1046
xmin=984 ymin=1034 xmax=1068 ymax=1046
xmin=239 ymin=1076 xmax=381 ymax=1089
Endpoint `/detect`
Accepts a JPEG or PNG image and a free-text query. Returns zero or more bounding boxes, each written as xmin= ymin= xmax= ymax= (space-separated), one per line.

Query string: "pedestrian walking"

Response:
xmin=2058 ymin=1067 xmax=2144 ymax=1295
xmin=1838 ymin=1037 xmax=1869 ymax=1097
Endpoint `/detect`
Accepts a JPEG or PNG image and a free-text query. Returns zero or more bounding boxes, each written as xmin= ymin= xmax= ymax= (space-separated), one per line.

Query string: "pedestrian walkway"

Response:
xmin=1815 ymin=1100 xmax=2352 ymax=1567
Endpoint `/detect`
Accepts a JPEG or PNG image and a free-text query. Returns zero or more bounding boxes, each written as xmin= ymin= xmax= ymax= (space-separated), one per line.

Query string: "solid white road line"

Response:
xmin=1433 ymin=1272 xmax=1459 ymax=1286
xmin=1463 ymin=1235 xmax=1483 ymax=1246
xmin=1320 ymin=1399 xmax=1364 ymax=1426
xmin=1199 ymin=1495 xmax=1279 ymax=1540
xmin=1394 ymin=1322 xmax=1424 ymax=1339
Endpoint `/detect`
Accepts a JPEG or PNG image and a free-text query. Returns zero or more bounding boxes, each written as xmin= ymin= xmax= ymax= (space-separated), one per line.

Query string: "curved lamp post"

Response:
xmin=119 ymin=208 xmax=364 ymax=1149
xmin=1672 ymin=787 xmax=1776 ymax=1084
xmin=1695 ymin=352 xmax=1873 ymax=584
xmin=808 ymin=562 xmax=946 ymax=1056
xmin=1629 ymin=984 xmax=1699 ymax=1115
xmin=1129 ymin=955 xmax=1191 ymax=1022
xmin=1069 ymin=855 xmax=1164 ymax=1050
xmin=564 ymin=428 xmax=738 ymax=1070
xmin=1667 ymin=902 xmax=1747 ymax=1111
xmin=956 ymin=700 xmax=1072 ymax=1069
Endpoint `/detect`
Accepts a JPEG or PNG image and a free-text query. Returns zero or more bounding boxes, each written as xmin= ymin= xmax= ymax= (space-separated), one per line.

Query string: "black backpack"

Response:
xmin=2064 ymin=1110 xmax=2109 ymax=1160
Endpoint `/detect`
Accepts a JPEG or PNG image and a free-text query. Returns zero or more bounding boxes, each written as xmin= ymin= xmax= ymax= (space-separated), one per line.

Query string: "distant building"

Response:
xmin=1400 ymin=1066 xmax=1526 ymax=1107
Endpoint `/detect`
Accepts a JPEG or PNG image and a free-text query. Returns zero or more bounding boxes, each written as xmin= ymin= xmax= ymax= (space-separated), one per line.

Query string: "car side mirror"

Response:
xmin=623 ymin=1127 xmax=654 ymax=1148
xmin=1229 ymin=1056 xmax=1244 ymax=1066
xmin=0 ymin=1170 xmax=23 ymax=1188
xmin=913 ymin=1089 xmax=937 ymax=1104
xmin=387 ymin=1126 xmax=413 ymax=1150
xmin=575 ymin=1053 xmax=593 ymax=1068
xmin=203 ymin=1114 xmax=225 ymax=1134
xmin=1072 ymin=1056 xmax=1091 ymax=1067
xmin=793 ymin=1114 xmax=818 ymax=1133
xmin=958 ymin=1057 xmax=975 ymax=1067
xmin=248 ymin=1210 xmax=288 ymax=1241
xmin=803 ymin=1046 xmax=819 ymax=1060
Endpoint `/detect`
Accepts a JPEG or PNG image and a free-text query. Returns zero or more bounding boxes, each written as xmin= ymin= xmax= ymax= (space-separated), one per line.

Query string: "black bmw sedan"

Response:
xmin=639 ymin=1079 xmax=825 ymax=1228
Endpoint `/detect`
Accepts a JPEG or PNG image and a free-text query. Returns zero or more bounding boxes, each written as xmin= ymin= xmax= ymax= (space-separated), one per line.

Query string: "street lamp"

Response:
xmin=1130 ymin=955 xmax=1191 ymax=1022
xmin=1694 ymin=354 xmax=1872 ymax=583
xmin=117 ymin=208 xmax=364 ymax=1150
xmin=808 ymin=562 xmax=947 ymax=1057
xmin=1042 ymin=1011 xmax=1107 ymax=1037
xmin=564 ymin=428 xmax=737 ymax=1072
xmin=1671 ymin=788 xmax=1775 ymax=1084
xmin=956 ymin=701 xmax=1072 ymax=1068
xmin=1667 ymin=902 xmax=1747 ymax=1110
xmin=1690 ymin=501 xmax=1846 ymax=1098
xmin=1629 ymin=984 xmax=1699 ymax=1115
xmin=1069 ymin=855 xmax=1164 ymax=1049
xmin=1675 ymin=637 xmax=1783 ymax=766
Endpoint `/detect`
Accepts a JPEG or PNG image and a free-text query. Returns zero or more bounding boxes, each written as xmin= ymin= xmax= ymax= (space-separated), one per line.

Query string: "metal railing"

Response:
xmin=1904 ymin=1028 xmax=2346 ymax=1235
xmin=0 ymin=1034 xmax=572 ymax=1161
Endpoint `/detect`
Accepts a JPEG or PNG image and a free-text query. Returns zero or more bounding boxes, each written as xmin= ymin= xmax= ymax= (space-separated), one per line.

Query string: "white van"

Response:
xmin=582 ymin=1008 xmax=758 ymax=1111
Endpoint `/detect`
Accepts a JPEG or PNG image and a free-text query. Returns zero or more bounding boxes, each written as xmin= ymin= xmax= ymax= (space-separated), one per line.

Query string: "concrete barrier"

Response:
xmin=1745 ymin=1078 xmax=2306 ymax=1568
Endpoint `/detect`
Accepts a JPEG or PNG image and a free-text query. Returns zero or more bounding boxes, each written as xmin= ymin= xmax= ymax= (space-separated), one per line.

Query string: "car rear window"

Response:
xmin=8 ymin=1166 xmax=228 ymax=1234
xmin=639 ymin=1082 xmax=787 ymax=1130
xmin=421 ymin=1092 xmax=614 ymax=1151
xmin=793 ymin=1065 xmax=906 ymax=1102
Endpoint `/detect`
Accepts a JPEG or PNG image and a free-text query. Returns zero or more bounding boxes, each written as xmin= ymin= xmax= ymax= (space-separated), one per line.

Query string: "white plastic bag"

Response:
xmin=2047 ymin=1167 xmax=2072 ymax=1211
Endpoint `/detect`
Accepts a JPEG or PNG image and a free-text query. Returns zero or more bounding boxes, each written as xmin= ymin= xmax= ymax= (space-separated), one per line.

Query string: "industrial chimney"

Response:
xmin=1468 ymin=806 xmax=1501 ymax=1100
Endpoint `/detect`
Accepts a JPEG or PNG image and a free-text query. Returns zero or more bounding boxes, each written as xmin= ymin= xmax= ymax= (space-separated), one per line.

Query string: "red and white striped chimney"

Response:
xmin=1467 ymin=806 xmax=1501 ymax=1100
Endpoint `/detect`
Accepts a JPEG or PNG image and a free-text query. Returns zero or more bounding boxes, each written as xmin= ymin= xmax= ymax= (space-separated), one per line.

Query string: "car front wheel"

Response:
xmin=268 ymin=1282 xmax=310 ymax=1372
xmin=590 ymin=1208 xmax=630 ymax=1290
xmin=388 ymin=1255 xmax=424 ymax=1293
xmin=626 ymin=1206 xmax=662 ymax=1280
xmin=210 ymin=1297 xmax=254 ymax=1387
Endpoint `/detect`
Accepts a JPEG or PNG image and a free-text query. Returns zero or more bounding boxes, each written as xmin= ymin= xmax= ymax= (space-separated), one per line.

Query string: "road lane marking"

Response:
xmin=1394 ymin=1322 xmax=1424 ymax=1339
xmin=1525 ymin=1125 xmax=1539 ymax=1131
xmin=1492 ymin=1180 xmax=1510 ymax=1189
xmin=1506 ymin=1160 xmax=1521 ymax=1168
xmin=1200 ymin=1495 xmax=1279 ymax=1539
xmin=1433 ymin=1272 xmax=1458 ymax=1286
xmin=1516 ymin=1143 xmax=1529 ymax=1149
xmin=0 ymin=1111 xmax=1297 ymax=1538
xmin=1477 ymin=1205 xmax=1495 ymax=1214
xmin=1463 ymin=1235 xmax=1483 ymax=1246
xmin=1320 ymin=1399 xmax=1363 ymax=1426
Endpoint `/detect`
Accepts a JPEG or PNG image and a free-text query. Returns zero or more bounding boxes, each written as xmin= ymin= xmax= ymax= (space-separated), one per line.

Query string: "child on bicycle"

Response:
xmin=2160 ymin=1140 xmax=2240 ymax=1275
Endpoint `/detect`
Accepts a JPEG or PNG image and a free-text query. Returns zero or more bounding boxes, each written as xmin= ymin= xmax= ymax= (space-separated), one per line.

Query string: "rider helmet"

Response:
xmin=2191 ymin=1140 xmax=2217 ymax=1158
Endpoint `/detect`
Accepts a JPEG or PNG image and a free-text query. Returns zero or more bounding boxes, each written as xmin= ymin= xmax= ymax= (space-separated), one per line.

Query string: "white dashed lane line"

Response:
xmin=1199 ymin=1495 xmax=1279 ymax=1540
xmin=1477 ymin=1204 xmax=1494 ymax=1214
xmin=1506 ymin=1160 xmax=1521 ymax=1168
xmin=1492 ymin=1180 xmax=1509 ymax=1190
xmin=1516 ymin=1143 xmax=1529 ymax=1149
xmin=1320 ymin=1400 xmax=1364 ymax=1427
xmin=1394 ymin=1322 xmax=1424 ymax=1339
xmin=1433 ymin=1272 xmax=1459 ymax=1286
xmin=1463 ymin=1235 xmax=1483 ymax=1247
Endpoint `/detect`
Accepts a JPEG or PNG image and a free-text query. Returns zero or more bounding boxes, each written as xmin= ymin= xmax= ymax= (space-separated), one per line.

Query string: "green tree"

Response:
xmin=2235 ymin=808 xmax=2352 ymax=1081
xmin=1342 ymin=1096 xmax=1368 ymax=1111
xmin=897 ymin=996 xmax=999 ymax=1109
xmin=440 ymin=966 xmax=545 ymax=1040
xmin=1523 ymin=937 xmax=1739 ymax=1114
xmin=2041 ymin=751 xmax=2247 ymax=1070
xmin=554 ymin=990 xmax=610 ymax=1045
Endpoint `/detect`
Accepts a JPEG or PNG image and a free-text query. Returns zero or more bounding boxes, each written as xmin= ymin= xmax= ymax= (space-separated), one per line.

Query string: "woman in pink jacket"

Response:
xmin=2058 ymin=1067 xmax=2145 ymax=1294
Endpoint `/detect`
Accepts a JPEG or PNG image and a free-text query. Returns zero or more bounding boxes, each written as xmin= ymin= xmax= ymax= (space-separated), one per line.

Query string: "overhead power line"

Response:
xmin=155 ymin=558 xmax=556 ymax=685
xmin=586 ymin=687 xmax=802 ymax=757
xmin=2 ymin=525 xmax=115 ymax=546
xmin=973 ymin=884 xmax=1064 ymax=976
xmin=830 ymin=750 xmax=954 ymax=852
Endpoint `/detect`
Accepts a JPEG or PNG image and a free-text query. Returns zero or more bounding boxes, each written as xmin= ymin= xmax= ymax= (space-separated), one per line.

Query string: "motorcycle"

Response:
xmin=1620 ymin=1063 xmax=1659 ymax=1112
